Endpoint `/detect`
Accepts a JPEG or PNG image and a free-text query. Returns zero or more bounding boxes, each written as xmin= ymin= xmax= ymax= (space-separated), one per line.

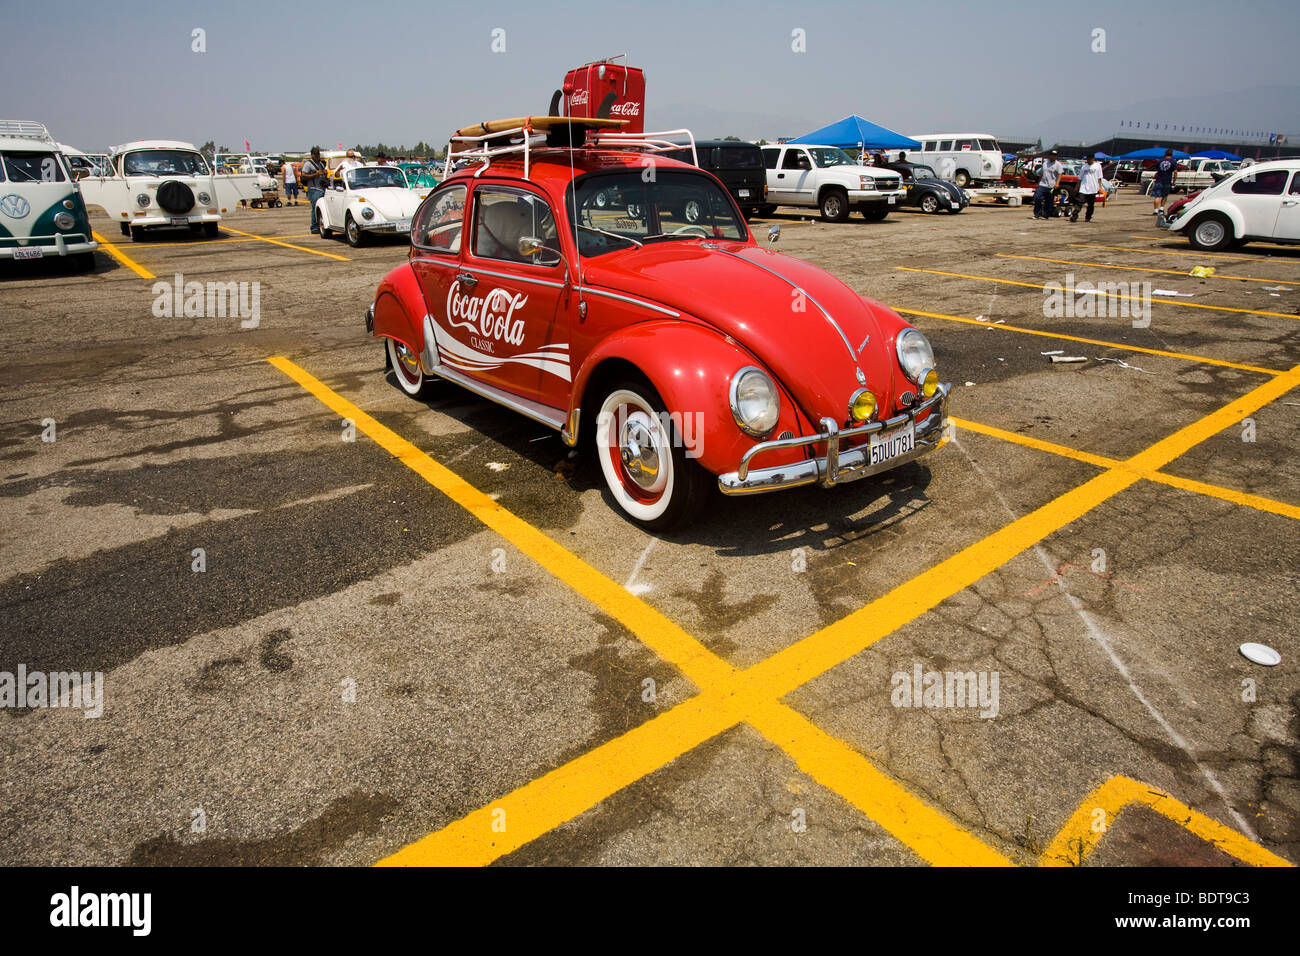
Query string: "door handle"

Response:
xmin=456 ymin=272 xmax=478 ymax=288
xmin=777 ymin=173 xmax=785 ymax=179
xmin=1284 ymin=199 xmax=1299 ymax=206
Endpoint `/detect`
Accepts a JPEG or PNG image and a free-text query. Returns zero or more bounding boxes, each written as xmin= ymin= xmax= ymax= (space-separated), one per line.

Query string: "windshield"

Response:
xmin=809 ymin=147 xmax=856 ymax=168
xmin=124 ymin=149 xmax=210 ymax=176
xmin=347 ymin=167 xmax=408 ymax=189
xmin=0 ymin=150 xmax=67 ymax=183
xmin=569 ymin=170 xmax=746 ymax=256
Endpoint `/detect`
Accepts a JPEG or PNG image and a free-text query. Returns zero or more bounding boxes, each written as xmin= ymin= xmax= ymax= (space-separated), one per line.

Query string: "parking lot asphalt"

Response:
xmin=1 ymin=191 xmax=1296 ymax=866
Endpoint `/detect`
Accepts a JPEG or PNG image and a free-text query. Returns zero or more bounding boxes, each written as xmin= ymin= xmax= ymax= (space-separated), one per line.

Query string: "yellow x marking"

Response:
xmin=267 ymin=355 xmax=1299 ymax=868
xmin=222 ymin=226 xmax=351 ymax=261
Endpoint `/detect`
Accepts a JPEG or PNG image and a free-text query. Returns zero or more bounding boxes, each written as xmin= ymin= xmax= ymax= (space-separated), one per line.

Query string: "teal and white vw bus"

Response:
xmin=0 ymin=121 xmax=97 ymax=271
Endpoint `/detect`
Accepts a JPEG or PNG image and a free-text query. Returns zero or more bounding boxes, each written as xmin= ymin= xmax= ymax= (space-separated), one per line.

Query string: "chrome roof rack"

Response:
xmin=443 ymin=120 xmax=699 ymax=181
xmin=0 ymin=120 xmax=56 ymax=144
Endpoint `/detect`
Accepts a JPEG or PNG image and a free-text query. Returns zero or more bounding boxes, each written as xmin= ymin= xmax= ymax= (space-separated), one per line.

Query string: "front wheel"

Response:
xmin=345 ymin=214 xmax=365 ymax=248
xmin=594 ymin=379 xmax=710 ymax=531
xmin=819 ymin=189 xmax=849 ymax=222
xmin=386 ymin=338 xmax=434 ymax=399
xmin=920 ymin=192 xmax=940 ymax=214
xmin=954 ymin=170 xmax=971 ymax=188
xmin=1188 ymin=213 xmax=1234 ymax=252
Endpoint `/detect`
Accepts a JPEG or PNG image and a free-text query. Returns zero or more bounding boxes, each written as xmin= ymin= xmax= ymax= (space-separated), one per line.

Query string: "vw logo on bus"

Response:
xmin=0 ymin=194 xmax=32 ymax=219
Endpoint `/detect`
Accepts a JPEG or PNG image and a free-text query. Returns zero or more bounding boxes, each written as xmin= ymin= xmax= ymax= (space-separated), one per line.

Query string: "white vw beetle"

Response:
xmin=315 ymin=164 xmax=428 ymax=247
xmin=78 ymin=140 xmax=260 ymax=240
xmin=1165 ymin=158 xmax=1300 ymax=251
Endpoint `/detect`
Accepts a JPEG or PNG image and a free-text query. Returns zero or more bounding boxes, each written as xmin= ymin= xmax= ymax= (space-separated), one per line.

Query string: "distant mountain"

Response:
xmin=1021 ymin=85 xmax=1300 ymax=147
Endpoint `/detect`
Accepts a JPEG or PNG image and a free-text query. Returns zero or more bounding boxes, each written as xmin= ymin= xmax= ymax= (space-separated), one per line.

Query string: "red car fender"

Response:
xmin=371 ymin=263 xmax=428 ymax=357
xmin=570 ymin=320 xmax=813 ymax=476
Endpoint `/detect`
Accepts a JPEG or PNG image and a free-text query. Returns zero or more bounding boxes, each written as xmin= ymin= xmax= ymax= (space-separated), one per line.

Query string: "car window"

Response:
xmin=1232 ymin=170 xmax=1287 ymax=196
xmin=472 ymin=185 xmax=561 ymax=266
xmin=940 ymin=140 xmax=955 ymax=151
xmin=781 ymin=149 xmax=810 ymax=170
xmin=956 ymin=139 xmax=974 ymax=151
xmin=123 ymin=150 xmax=209 ymax=177
xmin=414 ymin=183 xmax=467 ymax=254
xmin=347 ymin=167 xmax=408 ymax=189
xmin=922 ymin=141 xmax=935 ymax=152
xmin=762 ymin=149 xmax=779 ymax=170
xmin=716 ymin=145 xmax=762 ymax=168
xmin=1289 ymin=172 xmax=1300 ymax=195
xmin=2 ymin=150 xmax=67 ymax=183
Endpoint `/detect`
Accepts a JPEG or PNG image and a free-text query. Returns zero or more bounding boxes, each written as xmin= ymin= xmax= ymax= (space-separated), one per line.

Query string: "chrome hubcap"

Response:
xmin=617 ymin=411 xmax=666 ymax=493
xmin=1198 ymin=221 xmax=1224 ymax=245
xmin=394 ymin=343 xmax=419 ymax=379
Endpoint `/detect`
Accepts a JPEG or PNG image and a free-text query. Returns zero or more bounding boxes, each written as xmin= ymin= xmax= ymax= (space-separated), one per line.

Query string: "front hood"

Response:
xmin=353 ymin=188 xmax=420 ymax=219
xmin=582 ymin=242 xmax=903 ymax=422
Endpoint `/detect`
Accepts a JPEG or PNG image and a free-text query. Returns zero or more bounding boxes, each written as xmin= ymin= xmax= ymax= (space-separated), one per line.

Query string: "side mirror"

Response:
xmin=767 ymin=224 xmax=780 ymax=247
xmin=518 ymin=236 xmax=545 ymax=257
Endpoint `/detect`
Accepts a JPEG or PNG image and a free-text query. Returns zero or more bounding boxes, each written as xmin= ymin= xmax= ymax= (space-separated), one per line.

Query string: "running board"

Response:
xmin=426 ymin=363 xmax=566 ymax=431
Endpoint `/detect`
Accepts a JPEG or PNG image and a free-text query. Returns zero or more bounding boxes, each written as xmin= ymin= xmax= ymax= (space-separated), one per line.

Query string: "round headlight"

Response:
xmin=920 ymin=368 xmax=939 ymax=399
xmin=361 ymin=206 xmax=375 ymax=220
xmin=730 ymin=366 xmax=780 ymax=437
xmin=849 ymin=388 xmax=877 ymax=422
xmin=135 ymin=193 xmax=151 ymax=208
xmin=197 ymin=191 xmax=211 ymax=205
xmin=896 ymin=328 xmax=935 ymax=384
xmin=53 ymin=212 xmax=75 ymax=230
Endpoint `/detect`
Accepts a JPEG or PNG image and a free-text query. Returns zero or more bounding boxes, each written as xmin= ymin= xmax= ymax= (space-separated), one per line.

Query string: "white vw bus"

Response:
xmin=78 ymin=139 xmax=260 ymax=240
xmin=906 ymin=133 xmax=1005 ymax=187
xmin=0 ymin=120 xmax=98 ymax=270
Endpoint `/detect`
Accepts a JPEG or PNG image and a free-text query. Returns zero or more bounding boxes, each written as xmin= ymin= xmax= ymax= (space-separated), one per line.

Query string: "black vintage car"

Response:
xmin=886 ymin=161 xmax=968 ymax=214
xmin=664 ymin=141 xmax=767 ymax=218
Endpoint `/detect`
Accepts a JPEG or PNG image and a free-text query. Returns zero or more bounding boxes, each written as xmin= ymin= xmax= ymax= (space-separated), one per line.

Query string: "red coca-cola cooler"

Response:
xmin=560 ymin=58 xmax=645 ymax=133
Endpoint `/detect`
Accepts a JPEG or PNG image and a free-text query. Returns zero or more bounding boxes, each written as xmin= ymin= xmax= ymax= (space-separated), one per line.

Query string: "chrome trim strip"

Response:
xmin=718 ymin=384 xmax=950 ymax=494
xmin=420 ymin=313 xmax=439 ymax=372
xmin=425 ymin=362 xmax=566 ymax=431
xmin=463 ymin=265 xmax=567 ymax=289
xmin=581 ymin=286 xmax=680 ymax=318
xmin=713 ymin=248 xmax=856 ymax=362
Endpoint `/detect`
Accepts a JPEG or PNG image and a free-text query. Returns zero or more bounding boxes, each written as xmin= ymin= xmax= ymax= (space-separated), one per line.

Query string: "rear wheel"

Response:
xmin=819 ymin=189 xmax=849 ymax=222
xmin=386 ymin=338 xmax=434 ymax=399
xmin=1188 ymin=213 xmax=1233 ymax=252
xmin=594 ymin=378 xmax=710 ymax=531
xmin=954 ymin=170 xmax=971 ymax=188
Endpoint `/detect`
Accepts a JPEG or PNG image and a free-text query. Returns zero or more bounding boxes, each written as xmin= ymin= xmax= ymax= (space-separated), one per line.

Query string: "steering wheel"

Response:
xmin=672 ymin=225 xmax=709 ymax=236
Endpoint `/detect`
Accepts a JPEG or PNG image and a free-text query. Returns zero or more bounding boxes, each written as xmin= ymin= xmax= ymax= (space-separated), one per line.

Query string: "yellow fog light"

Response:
xmin=920 ymin=368 xmax=938 ymax=399
xmin=849 ymin=388 xmax=877 ymax=422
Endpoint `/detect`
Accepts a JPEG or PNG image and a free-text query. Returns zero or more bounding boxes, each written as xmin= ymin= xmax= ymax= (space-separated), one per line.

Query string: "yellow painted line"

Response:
xmin=90 ymin=230 xmax=155 ymax=279
xmin=954 ymin=417 xmax=1300 ymax=522
xmin=270 ymin=356 xmax=1015 ymax=867
xmin=223 ymin=227 xmax=351 ymax=262
xmin=1069 ymin=243 xmax=1275 ymax=263
xmin=266 ymin=355 xmax=731 ymax=690
xmin=128 ymin=233 xmax=316 ymax=249
xmin=994 ymin=253 xmax=1299 ymax=286
xmin=1041 ymin=775 xmax=1293 ymax=867
xmin=1131 ymin=234 xmax=1300 ymax=252
xmin=894 ymin=266 xmax=1299 ymax=320
xmin=379 ymin=695 xmax=741 ymax=866
xmin=892 ymin=307 xmax=1281 ymax=376
xmin=748 ymin=701 xmax=1016 ymax=866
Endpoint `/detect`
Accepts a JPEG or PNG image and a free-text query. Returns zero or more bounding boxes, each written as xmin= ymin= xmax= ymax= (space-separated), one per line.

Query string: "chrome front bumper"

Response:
xmin=717 ymin=384 xmax=950 ymax=495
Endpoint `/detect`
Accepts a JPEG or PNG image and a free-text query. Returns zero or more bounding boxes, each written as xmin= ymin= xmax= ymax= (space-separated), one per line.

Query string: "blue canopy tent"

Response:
xmin=787 ymin=115 xmax=921 ymax=151
xmin=1093 ymin=151 xmax=1110 ymax=159
xmin=1111 ymin=147 xmax=1191 ymax=160
xmin=1191 ymin=149 xmax=1243 ymax=161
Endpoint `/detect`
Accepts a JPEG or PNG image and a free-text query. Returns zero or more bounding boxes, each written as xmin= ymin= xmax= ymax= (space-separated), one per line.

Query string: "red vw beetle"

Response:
xmin=366 ymin=118 xmax=950 ymax=530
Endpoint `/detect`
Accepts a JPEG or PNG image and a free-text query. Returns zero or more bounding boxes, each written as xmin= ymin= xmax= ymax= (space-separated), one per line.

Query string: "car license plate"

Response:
xmin=869 ymin=422 xmax=915 ymax=467
xmin=170 ymin=217 xmax=189 ymax=226
xmin=13 ymin=247 xmax=44 ymax=260
xmin=393 ymin=219 xmax=411 ymax=231
xmin=738 ymin=189 xmax=750 ymax=198
xmin=887 ymin=195 xmax=896 ymax=204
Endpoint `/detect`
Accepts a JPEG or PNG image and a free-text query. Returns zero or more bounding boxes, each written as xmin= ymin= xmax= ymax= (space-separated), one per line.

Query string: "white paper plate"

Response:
xmin=1239 ymin=643 xmax=1281 ymax=666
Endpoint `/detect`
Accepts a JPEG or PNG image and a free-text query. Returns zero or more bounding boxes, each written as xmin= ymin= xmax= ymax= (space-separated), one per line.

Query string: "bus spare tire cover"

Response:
xmin=157 ymin=180 xmax=195 ymax=214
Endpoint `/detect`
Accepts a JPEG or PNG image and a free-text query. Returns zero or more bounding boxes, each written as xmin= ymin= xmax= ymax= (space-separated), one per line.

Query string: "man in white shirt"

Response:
xmin=1034 ymin=150 xmax=1063 ymax=219
xmin=1070 ymin=154 xmax=1103 ymax=222
xmin=283 ymin=159 xmax=298 ymax=206
xmin=337 ymin=150 xmax=363 ymax=173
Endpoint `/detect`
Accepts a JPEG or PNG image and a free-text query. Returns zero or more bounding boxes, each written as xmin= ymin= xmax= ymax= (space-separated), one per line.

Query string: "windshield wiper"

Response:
xmin=576 ymin=224 xmax=643 ymax=248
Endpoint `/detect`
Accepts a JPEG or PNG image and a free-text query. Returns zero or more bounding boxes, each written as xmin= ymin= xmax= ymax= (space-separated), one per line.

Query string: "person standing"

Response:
xmin=301 ymin=146 xmax=329 ymax=234
xmin=1071 ymin=153 xmax=1103 ymax=222
xmin=1034 ymin=150 xmax=1063 ymax=220
xmin=283 ymin=160 xmax=299 ymax=206
xmin=1151 ymin=148 xmax=1176 ymax=216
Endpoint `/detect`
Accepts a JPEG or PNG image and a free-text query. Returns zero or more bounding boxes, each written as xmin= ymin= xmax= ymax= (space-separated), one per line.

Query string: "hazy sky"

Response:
xmin=5 ymin=0 xmax=1297 ymax=152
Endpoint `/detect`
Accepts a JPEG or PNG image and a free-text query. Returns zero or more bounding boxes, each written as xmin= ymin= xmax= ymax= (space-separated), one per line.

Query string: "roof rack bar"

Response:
xmin=593 ymin=128 xmax=697 ymax=165
xmin=0 ymin=120 xmax=55 ymax=144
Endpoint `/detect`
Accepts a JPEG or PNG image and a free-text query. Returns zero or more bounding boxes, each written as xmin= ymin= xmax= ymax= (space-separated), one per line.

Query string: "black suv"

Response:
xmin=664 ymin=141 xmax=767 ymax=219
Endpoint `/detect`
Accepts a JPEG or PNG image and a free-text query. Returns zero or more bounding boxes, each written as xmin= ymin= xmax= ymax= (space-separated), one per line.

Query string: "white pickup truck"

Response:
xmin=759 ymin=144 xmax=905 ymax=221
xmin=1141 ymin=158 xmax=1235 ymax=194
